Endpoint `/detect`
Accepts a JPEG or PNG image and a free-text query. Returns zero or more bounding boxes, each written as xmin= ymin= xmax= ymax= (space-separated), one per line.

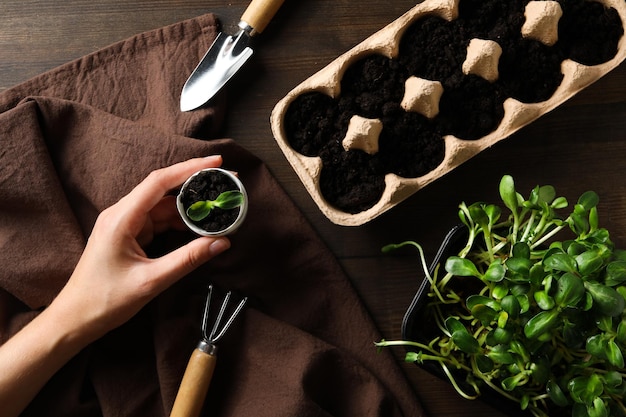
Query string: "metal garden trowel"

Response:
xmin=180 ymin=0 xmax=286 ymax=112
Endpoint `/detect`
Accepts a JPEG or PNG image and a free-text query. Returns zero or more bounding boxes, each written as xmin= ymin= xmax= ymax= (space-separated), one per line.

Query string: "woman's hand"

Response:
xmin=0 ymin=156 xmax=232 ymax=417
xmin=57 ymin=155 xmax=232 ymax=341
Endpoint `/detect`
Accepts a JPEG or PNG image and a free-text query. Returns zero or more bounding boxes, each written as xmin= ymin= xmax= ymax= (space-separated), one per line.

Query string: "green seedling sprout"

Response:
xmin=377 ymin=175 xmax=626 ymax=417
xmin=186 ymin=190 xmax=244 ymax=221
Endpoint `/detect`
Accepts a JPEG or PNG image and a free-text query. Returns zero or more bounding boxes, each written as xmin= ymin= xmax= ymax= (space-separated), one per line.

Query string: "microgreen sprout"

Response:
xmin=377 ymin=175 xmax=626 ymax=417
xmin=186 ymin=190 xmax=244 ymax=222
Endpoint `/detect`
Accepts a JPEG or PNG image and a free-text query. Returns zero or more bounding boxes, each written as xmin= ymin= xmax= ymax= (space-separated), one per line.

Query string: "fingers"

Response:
xmin=149 ymin=195 xmax=185 ymax=232
xmin=118 ymin=156 xmax=223 ymax=229
xmin=149 ymin=236 xmax=231 ymax=290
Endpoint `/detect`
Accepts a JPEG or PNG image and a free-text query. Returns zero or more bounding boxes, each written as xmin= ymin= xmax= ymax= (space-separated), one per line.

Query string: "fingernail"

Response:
xmin=204 ymin=155 xmax=222 ymax=161
xmin=209 ymin=237 xmax=231 ymax=254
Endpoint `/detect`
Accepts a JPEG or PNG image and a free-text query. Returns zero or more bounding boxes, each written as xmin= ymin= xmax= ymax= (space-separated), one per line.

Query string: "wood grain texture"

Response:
xmin=2 ymin=1 xmax=625 ymax=416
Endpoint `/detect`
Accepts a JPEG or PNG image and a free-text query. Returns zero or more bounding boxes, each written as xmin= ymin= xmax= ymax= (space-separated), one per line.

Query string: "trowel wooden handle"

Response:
xmin=241 ymin=0 xmax=286 ymax=34
xmin=169 ymin=349 xmax=217 ymax=417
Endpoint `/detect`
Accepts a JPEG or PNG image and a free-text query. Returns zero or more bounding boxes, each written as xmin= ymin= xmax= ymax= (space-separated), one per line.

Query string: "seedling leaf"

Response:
xmin=499 ymin=175 xmax=518 ymax=213
xmin=186 ymin=190 xmax=244 ymax=222
xmin=445 ymin=256 xmax=480 ymax=278
xmin=555 ymin=272 xmax=585 ymax=308
xmin=578 ymin=191 xmax=600 ymax=211
xmin=187 ymin=201 xmax=214 ymax=221
xmin=214 ymin=190 xmax=244 ymax=210
xmin=585 ymin=281 xmax=625 ymax=317
xmin=544 ymin=252 xmax=577 ymax=274
xmin=524 ymin=309 xmax=559 ymax=339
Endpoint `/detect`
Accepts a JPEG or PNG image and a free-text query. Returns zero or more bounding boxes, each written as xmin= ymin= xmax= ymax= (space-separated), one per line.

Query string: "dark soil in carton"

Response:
xmin=283 ymin=0 xmax=623 ymax=215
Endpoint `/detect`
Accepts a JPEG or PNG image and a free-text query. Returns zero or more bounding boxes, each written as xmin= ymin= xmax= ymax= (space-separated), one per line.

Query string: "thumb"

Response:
xmin=150 ymin=237 xmax=231 ymax=289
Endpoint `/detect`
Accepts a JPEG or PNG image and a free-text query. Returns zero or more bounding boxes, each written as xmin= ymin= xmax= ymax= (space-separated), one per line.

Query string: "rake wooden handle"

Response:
xmin=241 ymin=0 xmax=286 ymax=34
xmin=170 ymin=348 xmax=217 ymax=417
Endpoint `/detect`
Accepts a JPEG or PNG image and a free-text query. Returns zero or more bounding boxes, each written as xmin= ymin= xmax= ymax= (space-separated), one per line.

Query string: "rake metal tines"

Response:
xmin=169 ymin=285 xmax=247 ymax=417
xmin=198 ymin=285 xmax=248 ymax=355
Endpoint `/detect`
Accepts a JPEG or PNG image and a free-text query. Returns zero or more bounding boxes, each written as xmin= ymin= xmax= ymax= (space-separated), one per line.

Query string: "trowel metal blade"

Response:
xmin=180 ymin=30 xmax=253 ymax=112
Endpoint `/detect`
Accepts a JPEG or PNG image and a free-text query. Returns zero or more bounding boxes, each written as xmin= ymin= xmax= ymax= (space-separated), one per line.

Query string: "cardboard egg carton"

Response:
xmin=271 ymin=0 xmax=626 ymax=226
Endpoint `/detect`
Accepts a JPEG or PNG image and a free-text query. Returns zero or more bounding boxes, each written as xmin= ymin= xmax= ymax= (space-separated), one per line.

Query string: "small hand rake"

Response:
xmin=170 ymin=285 xmax=247 ymax=417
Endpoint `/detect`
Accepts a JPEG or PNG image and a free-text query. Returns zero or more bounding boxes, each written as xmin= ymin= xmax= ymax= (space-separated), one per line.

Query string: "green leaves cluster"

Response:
xmin=186 ymin=190 xmax=244 ymax=221
xmin=377 ymin=175 xmax=626 ymax=417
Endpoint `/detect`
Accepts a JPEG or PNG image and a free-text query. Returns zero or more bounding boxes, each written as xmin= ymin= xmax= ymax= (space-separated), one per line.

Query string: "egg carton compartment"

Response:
xmin=270 ymin=0 xmax=626 ymax=226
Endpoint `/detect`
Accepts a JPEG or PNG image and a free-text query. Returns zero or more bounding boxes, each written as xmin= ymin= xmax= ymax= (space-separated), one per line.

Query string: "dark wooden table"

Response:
xmin=2 ymin=1 xmax=626 ymax=416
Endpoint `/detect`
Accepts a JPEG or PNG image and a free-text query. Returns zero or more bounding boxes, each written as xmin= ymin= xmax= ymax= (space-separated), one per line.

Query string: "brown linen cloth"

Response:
xmin=0 ymin=14 xmax=425 ymax=417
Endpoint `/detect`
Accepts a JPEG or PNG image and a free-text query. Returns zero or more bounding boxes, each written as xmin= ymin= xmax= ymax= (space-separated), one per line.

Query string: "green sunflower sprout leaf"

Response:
xmin=491 ymin=327 xmax=512 ymax=344
xmin=499 ymin=175 xmax=518 ymax=213
xmin=466 ymin=295 xmax=500 ymax=311
xmin=587 ymin=397 xmax=608 ymax=417
xmin=520 ymin=395 xmax=530 ymax=411
xmin=538 ymin=184 xmax=556 ymax=205
xmin=512 ymin=242 xmax=531 ymax=259
xmin=568 ymin=374 xmax=603 ymax=405
xmin=578 ymin=191 xmax=600 ymax=211
xmin=597 ymin=315 xmax=613 ymax=332
xmin=452 ymin=331 xmax=481 ymax=354
xmin=551 ymin=196 xmax=568 ymax=209
xmin=501 ymin=375 xmax=520 ymax=391
xmin=446 ymin=317 xmax=480 ymax=354
xmin=529 ymin=263 xmax=546 ymax=286
xmin=526 ymin=185 xmax=541 ymax=208
xmin=500 ymin=295 xmax=521 ymax=318
xmin=603 ymin=371 xmax=623 ymax=388
xmin=444 ymin=317 xmax=466 ymax=335
xmin=524 ymin=309 xmax=559 ymax=339
xmin=617 ymin=319 xmax=626 ymax=343
xmin=484 ymin=204 xmax=501 ymax=225
xmin=214 ymin=190 xmax=245 ymax=209
xmin=471 ymin=304 xmax=498 ymax=326
xmin=469 ymin=204 xmax=490 ymax=230
xmin=445 ymin=256 xmax=480 ymax=278
xmin=492 ymin=283 xmax=509 ymax=300
xmin=458 ymin=207 xmax=470 ymax=228
xmin=586 ymin=334 xmax=607 ymax=359
xmin=605 ymin=382 xmax=626 ymax=398
xmin=607 ymin=340 xmax=624 ymax=368
xmin=555 ymin=272 xmax=585 ymax=308
xmin=589 ymin=228 xmax=611 ymax=245
xmin=575 ymin=249 xmax=606 ymax=276
xmin=605 ymin=261 xmax=626 ymax=286
xmin=484 ymin=261 xmax=506 ymax=282
xmin=509 ymin=340 xmax=529 ymax=362
xmin=506 ymin=257 xmax=532 ymax=278
xmin=186 ymin=201 xmax=213 ymax=221
xmin=186 ymin=190 xmax=244 ymax=222
xmin=585 ymin=281 xmax=625 ymax=317
xmin=517 ymin=294 xmax=531 ymax=314
xmin=534 ymin=290 xmax=555 ymax=310
xmin=566 ymin=241 xmax=587 ymax=256
xmin=544 ymin=252 xmax=578 ymax=274
xmin=547 ymin=380 xmax=570 ymax=407
xmin=582 ymin=292 xmax=594 ymax=311
xmin=487 ymin=344 xmax=514 ymax=364
xmin=569 ymin=212 xmax=590 ymax=236
xmin=589 ymin=206 xmax=599 ymax=232
xmin=497 ymin=310 xmax=508 ymax=328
